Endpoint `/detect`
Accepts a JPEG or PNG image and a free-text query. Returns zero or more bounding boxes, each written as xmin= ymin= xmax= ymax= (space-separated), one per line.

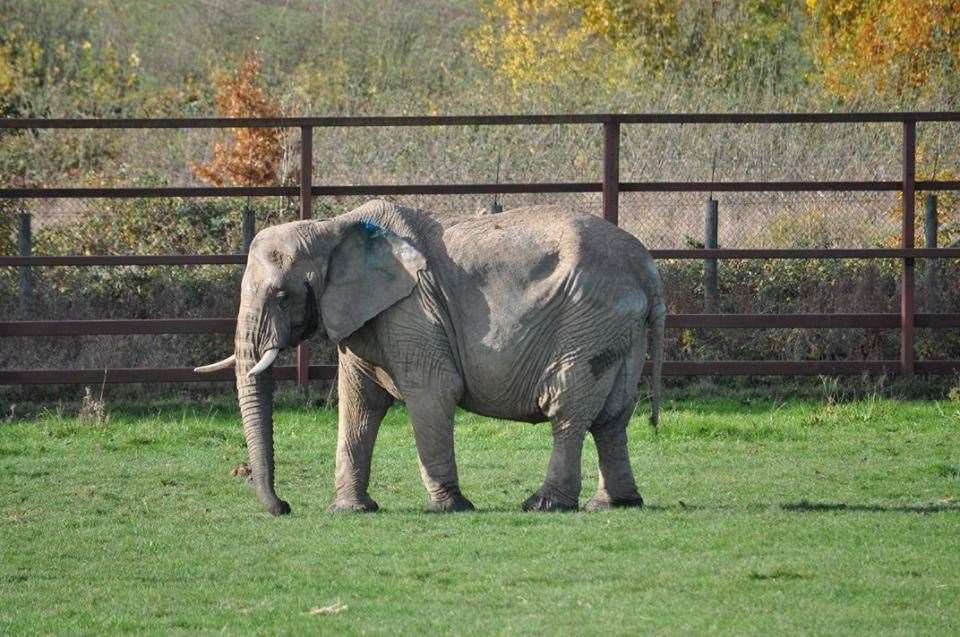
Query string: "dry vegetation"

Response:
xmin=1 ymin=0 xmax=958 ymax=385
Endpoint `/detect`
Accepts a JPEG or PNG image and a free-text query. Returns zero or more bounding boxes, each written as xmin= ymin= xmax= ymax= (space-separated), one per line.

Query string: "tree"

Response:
xmin=192 ymin=53 xmax=284 ymax=187
xmin=468 ymin=0 xmax=808 ymax=96
xmin=0 ymin=14 xmax=142 ymax=188
xmin=0 ymin=9 xmax=141 ymax=120
xmin=469 ymin=0 xmax=678 ymax=93
xmin=806 ymin=0 xmax=960 ymax=100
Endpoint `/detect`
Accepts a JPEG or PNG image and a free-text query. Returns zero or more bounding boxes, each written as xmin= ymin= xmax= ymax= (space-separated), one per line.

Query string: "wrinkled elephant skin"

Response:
xmin=198 ymin=200 xmax=665 ymax=515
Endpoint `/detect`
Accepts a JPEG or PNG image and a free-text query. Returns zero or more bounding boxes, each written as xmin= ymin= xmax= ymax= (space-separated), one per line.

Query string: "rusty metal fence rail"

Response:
xmin=2 ymin=112 xmax=960 ymax=385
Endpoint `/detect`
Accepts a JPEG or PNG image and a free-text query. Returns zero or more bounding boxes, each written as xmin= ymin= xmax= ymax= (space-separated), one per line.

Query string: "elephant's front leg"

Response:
xmin=328 ymin=361 xmax=392 ymax=513
xmin=406 ymin=391 xmax=475 ymax=513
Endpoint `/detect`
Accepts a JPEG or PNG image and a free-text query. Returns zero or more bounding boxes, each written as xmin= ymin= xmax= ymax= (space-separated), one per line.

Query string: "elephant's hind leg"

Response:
xmin=524 ymin=364 xmax=621 ymax=512
xmin=328 ymin=358 xmax=393 ymax=513
xmin=584 ymin=408 xmax=643 ymax=511
xmin=406 ymin=387 xmax=475 ymax=513
xmin=584 ymin=342 xmax=645 ymax=511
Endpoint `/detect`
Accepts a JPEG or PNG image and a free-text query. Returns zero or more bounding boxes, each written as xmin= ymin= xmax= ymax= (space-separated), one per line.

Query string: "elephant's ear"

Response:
xmin=320 ymin=221 xmax=426 ymax=342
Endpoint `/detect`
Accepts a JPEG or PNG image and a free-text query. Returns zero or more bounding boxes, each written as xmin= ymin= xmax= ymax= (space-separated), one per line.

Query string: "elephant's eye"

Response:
xmin=276 ymin=290 xmax=288 ymax=301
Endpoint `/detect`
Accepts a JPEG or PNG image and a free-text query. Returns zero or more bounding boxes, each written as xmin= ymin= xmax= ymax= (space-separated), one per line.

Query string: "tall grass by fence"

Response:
xmin=1 ymin=112 xmax=959 ymax=386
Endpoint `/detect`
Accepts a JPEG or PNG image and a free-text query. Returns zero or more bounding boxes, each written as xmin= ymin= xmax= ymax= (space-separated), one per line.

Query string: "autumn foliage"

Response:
xmin=469 ymin=1 xmax=807 ymax=94
xmin=471 ymin=0 xmax=960 ymax=101
xmin=805 ymin=0 xmax=960 ymax=99
xmin=470 ymin=0 xmax=678 ymax=91
xmin=192 ymin=53 xmax=284 ymax=187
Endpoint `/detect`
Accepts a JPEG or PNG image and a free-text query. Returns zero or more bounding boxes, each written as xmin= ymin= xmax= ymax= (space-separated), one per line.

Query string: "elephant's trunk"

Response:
xmin=235 ymin=308 xmax=290 ymax=516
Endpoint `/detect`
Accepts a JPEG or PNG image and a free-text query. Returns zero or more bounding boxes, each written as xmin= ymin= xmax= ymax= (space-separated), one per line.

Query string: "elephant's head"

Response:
xmin=195 ymin=216 xmax=426 ymax=515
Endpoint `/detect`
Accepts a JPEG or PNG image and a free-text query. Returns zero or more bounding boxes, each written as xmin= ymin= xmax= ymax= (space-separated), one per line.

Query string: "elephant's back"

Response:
xmin=441 ymin=206 xmax=654 ymax=293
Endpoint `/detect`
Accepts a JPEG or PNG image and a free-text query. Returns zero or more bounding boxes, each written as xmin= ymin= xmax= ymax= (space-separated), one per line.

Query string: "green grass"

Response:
xmin=2 ymin=396 xmax=959 ymax=635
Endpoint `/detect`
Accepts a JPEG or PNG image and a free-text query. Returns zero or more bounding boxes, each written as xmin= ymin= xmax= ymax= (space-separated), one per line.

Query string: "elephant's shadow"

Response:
xmin=643 ymin=499 xmax=960 ymax=514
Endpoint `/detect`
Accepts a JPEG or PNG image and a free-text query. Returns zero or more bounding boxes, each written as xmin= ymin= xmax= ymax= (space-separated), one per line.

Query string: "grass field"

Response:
xmin=1 ymin=392 xmax=959 ymax=635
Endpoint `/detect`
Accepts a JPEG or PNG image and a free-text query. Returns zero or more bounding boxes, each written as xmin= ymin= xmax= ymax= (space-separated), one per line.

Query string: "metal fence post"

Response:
xmin=924 ymin=194 xmax=938 ymax=313
xmin=242 ymin=201 xmax=256 ymax=253
xmin=18 ymin=211 xmax=32 ymax=313
xmin=602 ymin=121 xmax=620 ymax=226
xmin=704 ymin=198 xmax=719 ymax=312
xmin=297 ymin=126 xmax=313 ymax=387
xmin=900 ymin=119 xmax=916 ymax=378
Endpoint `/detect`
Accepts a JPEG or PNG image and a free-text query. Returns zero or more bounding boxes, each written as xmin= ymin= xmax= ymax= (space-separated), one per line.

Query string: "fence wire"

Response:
xmin=2 ymin=114 xmax=959 ymax=380
xmin=620 ymin=191 xmax=912 ymax=249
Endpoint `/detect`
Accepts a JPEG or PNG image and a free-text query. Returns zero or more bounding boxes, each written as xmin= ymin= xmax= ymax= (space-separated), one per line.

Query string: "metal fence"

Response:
xmin=1 ymin=112 xmax=959 ymax=385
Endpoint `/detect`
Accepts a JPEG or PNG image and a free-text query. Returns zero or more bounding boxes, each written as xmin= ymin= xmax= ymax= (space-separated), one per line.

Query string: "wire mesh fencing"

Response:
xmin=2 ymin=113 xmax=959 ymax=386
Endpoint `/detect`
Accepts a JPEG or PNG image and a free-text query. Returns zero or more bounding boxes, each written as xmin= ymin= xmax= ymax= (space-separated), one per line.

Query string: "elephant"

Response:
xmin=194 ymin=199 xmax=665 ymax=516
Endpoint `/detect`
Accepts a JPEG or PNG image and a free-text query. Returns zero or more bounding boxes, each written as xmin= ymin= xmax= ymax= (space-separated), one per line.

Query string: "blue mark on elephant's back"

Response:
xmin=354 ymin=220 xmax=396 ymax=273
xmin=357 ymin=220 xmax=390 ymax=259
xmin=359 ymin=219 xmax=387 ymax=239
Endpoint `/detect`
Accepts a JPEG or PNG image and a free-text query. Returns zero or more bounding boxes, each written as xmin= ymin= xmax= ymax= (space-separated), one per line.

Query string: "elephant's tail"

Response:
xmin=648 ymin=299 xmax=666 ymax=432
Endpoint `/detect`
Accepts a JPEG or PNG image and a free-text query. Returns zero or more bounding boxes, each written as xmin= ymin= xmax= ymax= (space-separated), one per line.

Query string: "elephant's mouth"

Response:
xmin=296 ymin=281 xmax=320 ymax=341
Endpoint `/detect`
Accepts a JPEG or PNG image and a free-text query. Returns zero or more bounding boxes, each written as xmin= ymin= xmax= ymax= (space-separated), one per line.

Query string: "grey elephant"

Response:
xmin=195 ymin=200 xmax=665 ymax=515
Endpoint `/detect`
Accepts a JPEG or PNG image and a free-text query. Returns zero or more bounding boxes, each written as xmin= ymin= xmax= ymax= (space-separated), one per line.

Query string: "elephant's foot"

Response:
xmin=254 ymin=485 xmax=291 ymax=515
xmin=521 ymin=490 xmax=578 ymax=512
xmin=259 ymin=495 xmax=292 ymax=516
xmin=424 ymin=490 xmax=475 ymax=513
xmin=327 ymin=495 xmax=379 ymax=513
xmin=583 ymin=493 xmax=644 ymax=512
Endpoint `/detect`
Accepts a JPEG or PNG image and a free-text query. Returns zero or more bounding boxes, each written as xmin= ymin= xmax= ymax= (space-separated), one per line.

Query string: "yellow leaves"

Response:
xmin=473 ymin=0 xmax=955 ymax=102
xmin=192 ymin=53 xmax=284 ymax=188
xmin=2 ymin=17 xmax=141 ymax=118
xmin=0 ymin=25 xmax=41 ymax=109
xmin=468 ymin=0 xmax=677 ymax=93
xmin=677 ymin=329 xmax=695 ymax=356
xmin=806 ymin=0 xmax=960 ymax=100
xmin=0 ymin=48 xmax=15 ymax=98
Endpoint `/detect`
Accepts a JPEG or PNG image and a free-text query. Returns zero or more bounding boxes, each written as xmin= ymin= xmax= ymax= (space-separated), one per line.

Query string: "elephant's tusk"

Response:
xmin=247 ymin=348 xmax=280 ymax=378
xmin=193 ymin=355 xmax=236 ymax=373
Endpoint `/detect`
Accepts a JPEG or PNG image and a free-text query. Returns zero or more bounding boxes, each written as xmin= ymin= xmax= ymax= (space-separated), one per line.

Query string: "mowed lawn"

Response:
xmin=1 ymin=394 xmax=959 ymax=635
